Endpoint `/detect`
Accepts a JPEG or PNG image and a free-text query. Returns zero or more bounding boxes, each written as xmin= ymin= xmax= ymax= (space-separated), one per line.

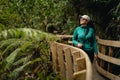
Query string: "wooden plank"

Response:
xmin=64 ymin=47 xmax=73 ymax=80
xmin=98 ymin=44 xmax=102 ymax=52
xmin=109 ymin=47 xmax=113 ymax=56
xmin=73 ymin=69 xmax=86 ymax=76
xmin=74 ymin=73 xmax=86 ymax=80
xmin=107 ymin=47 xmax=113 ymax=71
xmin=98 ymin=52 xmax=120 ymax=66
xmin=57 ymin=45 xmax=66 ymax=80
xmin=50 ymin=42 xmax=58 ymax=72
xmin=72 ymin=51 xmax=81 ymax=72
xmin=96 ymin=61 xmax=120 ymax=80
xmin=68 ymin=41 xmax=72 ymax=44
xmin=100 ymin=46 xmax=105 ymax=68
xmin=73 ymin=47 xmax=93 ymax=80
xmin=98 ymin=44 xmax=102 ymax=66
xmin=56 ymin=35 xmax=73 ymax=39
xmin=76 ymin=57 xmax=86 ymax=71
xmin=97 ymin=38 xmax=120 ymax=47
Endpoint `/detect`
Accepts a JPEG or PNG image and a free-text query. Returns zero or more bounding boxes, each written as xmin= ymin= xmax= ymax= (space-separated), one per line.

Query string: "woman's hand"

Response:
xmin=77 ymin=43 xmax=83 ymax=48
xmin=94 ymin=54 xmax=98 ymax=61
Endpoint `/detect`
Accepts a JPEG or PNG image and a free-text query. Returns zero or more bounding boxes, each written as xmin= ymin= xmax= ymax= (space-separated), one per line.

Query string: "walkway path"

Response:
xmin=93 ymin=61 xmax=108 ymax=80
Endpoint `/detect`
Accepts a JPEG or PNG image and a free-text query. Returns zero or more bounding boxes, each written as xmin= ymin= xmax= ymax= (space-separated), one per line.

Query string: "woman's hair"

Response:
xmin=87 ymin=20 xmax=95 ymax=32
xmin=87 ymin=20 xmax=94 ymax=27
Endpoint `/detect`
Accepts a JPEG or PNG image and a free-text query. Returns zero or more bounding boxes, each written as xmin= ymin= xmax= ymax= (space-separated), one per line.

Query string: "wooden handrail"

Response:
xmin=50 ymin=41 xmax=93 ymax=80
xmin=98 ymin=52 xmax=120 ymax=66
xmin=96 ymin=61 xmax=120 ymax=80
xmin=55 ymin=35 xmax=120 ymax=80
xmin=97 ymin=36 xmax=120 ymax=47
xmin=97 ymin=36 xmax=120 ymax=80
xmin=56 ymin=34 xmax=73 ymax=39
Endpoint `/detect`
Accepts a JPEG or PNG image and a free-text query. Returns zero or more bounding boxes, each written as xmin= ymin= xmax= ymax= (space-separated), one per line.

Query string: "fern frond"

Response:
xmin=0 ymin=30 xmax=8 ymax=39
xmin=0 ymin=39 xmax=25 ymax=49
xmin=30 ymin=58 xmax=42 ymax=65
xmin=1 ymin=39 xmax=26 ymax=56
xmin=5 ymin=48 xmax=20 ymax=70
xmin=20 ymin=41 xmax=33 ymax=51
xmin=9 ymin=61 xmax=31 ymax=78
xmin=0 ymin=28 xmax=56 ymax=41
xmin=0 ymin=39 xmax=28 ymax=60
xmin=13 ymin=54 xmax=32 ymax=65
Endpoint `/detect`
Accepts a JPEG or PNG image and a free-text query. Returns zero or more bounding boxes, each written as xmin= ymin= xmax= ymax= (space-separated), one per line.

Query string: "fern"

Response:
xmin=0 ymin=39 xmax=23 ymax=49
xmin=0 ymin=23 xmax=5 ymax=32
xmin=2 ymin=40 xmax=25 ymax=56
xmin=0 ymin=28 xmax=57 ymax=41
xmin=0 ymin=28 xmax=57 ymax=79
xmin=13 ymin=55 xmax=32 ymax=66
xmin=19 ymin=41 xmax=33 ymax=51
xmin=9 ymin=61 xmax=31 ymax=78
xmin=5 ymin=48 xmax=20 ymax=70
xmin=0 ymin=39 xmax=28 ymax=60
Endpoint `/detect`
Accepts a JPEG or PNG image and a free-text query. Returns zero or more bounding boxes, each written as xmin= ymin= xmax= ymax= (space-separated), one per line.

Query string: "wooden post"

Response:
xmin=72 ymin=51 xmax=81 ymax=72
xmin=64 ymin=48 xmax=73 ymax=80
xmin=100 ymin=45 xmax=106 ymax=68
xmin=57 ymin=45 xmax=66 ymax=80
xmin=50 ymin=42 xmax=59 ymax=72
xmin=98 ymin=44 xmax=102 ymax=66
xmin=76 ymin=57 xmax=86 ymax=71
xmin=107 ymin=47 xmax=113 ymax=72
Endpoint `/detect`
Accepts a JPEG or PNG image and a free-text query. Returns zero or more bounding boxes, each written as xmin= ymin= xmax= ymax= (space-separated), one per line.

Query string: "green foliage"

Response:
xmin=0 ymin=28 xmax=56 ymax=41
xmin=5 ymin=48 xmax=20 ymax=70
xmin=0 ymin=28 xmax=58 ymax=79
xmin=0 ymin=23 xmax=5 ymax=32
xmin=0 ymin=0 xmax=69 ymax=32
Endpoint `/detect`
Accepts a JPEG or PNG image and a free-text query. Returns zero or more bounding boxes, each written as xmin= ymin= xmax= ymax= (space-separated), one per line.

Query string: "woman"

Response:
xmin=72 ymin=15 xmax=98 ymax=63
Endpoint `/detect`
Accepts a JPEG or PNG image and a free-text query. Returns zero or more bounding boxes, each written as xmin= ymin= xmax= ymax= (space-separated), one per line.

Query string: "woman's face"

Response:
xmin=80 ymin=18 xmax=88 ymax=25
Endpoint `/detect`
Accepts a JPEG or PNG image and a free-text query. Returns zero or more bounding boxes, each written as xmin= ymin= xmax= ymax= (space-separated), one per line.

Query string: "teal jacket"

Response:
xmin=72 ymin=26 xmax=98 ymax=54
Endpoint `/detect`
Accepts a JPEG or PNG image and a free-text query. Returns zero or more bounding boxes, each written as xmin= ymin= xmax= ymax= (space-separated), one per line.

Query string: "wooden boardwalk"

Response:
xmin=93 ymin=62 xmax=107 ymax=80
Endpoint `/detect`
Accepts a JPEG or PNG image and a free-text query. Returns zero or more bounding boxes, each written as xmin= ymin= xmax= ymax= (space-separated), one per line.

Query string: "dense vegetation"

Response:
xmin=0 ymin=28 xmax=58 ymax=79
xmin=0 ymin=0 xmax=120 ymax=79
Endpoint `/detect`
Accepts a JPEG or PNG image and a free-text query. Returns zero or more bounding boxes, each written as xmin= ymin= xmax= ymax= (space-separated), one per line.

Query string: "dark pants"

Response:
xmin=83 ymin=49 xmax=94 ymax=63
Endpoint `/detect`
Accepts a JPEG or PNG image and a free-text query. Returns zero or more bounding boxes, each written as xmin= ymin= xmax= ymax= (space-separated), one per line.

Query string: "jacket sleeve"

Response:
xmin=72 ymin=28 xmax=79 ymax=46
xmin=93 ymin=31 xmax=98 ymax=54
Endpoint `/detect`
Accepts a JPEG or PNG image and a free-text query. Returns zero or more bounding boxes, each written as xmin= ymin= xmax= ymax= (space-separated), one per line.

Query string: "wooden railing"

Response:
xmin=50 ymin=42 xmax=93 ymax=80
xmin=55 ymin=35 xmax=120 ymax=80
xmin=96 ymin=37 xmax=120 ymax=80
